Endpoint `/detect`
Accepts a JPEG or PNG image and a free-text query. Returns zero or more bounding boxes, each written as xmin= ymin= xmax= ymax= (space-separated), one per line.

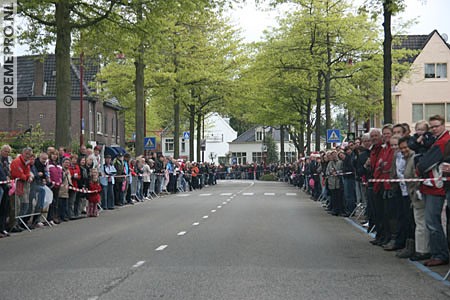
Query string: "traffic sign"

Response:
xmin=144 ymin=137 xmax=156 ymax=150
xmin=326 ymin=129 xmax=341 ymax=143
xmin=183 ymin=131 xmax=190 ymax=139
xmin=347 ymin=132 xmax=356 ymax=142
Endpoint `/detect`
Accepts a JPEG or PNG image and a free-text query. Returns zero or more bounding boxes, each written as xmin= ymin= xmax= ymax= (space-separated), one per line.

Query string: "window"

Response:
xmin=252 ymin=152 xmax=263 ymax=163
xmin=111 ymin=117 xmax=115 ymax=136
xmin=89 ymin=103 xmax=94 ymax=135
xmin=412 ymin=103 xmax=447 ymax=123
xmin=165 ymin=138 xmax=174 ymax=152
xmin=96 ymin=112 xmax=102 ymax=134
xmin=412 ymin=104 xmax=424 ymax=123
xmin=255 ymin=130 xmax=263 ymax=141
xmin=425 ymin=63 xmax=447 ymax=79
xmin=181 ymin=138 xmax=186 ymax=153
xmin=425 ymin=103 xmax=445 ymax=119
xmin=284 ymin=152 xmax=297 ymax=163
xmin=447 ymin=105 xmax=450 ymax=122
xmin=231 ymin=152 xmax=246 ymax=165
xmin=104 ymin=115 xmax=108 ymax=135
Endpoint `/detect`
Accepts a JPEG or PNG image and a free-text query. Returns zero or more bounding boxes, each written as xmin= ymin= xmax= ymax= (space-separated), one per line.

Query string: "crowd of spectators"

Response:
xmin=281 ymin=114 xmax=450 ymax=267
xmin=0 ymin=145 xmax=220 ymax=237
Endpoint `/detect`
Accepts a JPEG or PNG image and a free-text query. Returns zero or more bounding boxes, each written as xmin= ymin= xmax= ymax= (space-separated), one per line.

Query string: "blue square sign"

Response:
xmin=144 ymin=137 xmax=156 ymax=150
xmin=326 ymin=129 xmax=341 ymax=143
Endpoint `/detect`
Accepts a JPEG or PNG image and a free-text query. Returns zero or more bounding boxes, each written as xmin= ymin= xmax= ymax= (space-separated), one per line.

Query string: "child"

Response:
xmin=87 ymin=169 xmax=102 ymax=217
xmin=408 ymin=120 xmax=435 ymax=164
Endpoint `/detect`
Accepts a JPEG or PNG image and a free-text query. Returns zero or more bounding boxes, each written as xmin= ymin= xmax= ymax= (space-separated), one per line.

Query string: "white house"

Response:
xmin=228 ymin=126 xmax=297 ymax=164
xmin=161 ymin=112 xmax=237 ymax=163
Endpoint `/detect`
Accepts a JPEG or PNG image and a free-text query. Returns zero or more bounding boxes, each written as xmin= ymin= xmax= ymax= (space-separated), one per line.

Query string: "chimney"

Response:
xmin=33 ymin=59 xmax=44 ymax=96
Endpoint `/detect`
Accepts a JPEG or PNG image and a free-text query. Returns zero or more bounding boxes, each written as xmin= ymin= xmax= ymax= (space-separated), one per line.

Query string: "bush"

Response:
xmin=259 ymin=173 xmax=277 ymax=181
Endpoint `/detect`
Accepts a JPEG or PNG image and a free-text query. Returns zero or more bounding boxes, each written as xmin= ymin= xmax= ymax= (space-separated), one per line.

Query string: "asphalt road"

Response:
xmin=1 ymin=180 xmax=449 ymax=300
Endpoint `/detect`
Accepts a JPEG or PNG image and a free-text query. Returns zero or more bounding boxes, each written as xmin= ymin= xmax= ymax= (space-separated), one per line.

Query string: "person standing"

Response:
xmin=10 ymin=147 xmax=34 ymax=230
xmin=87 ymin=169 xmax=102 ymax=217
xmin=0 ymin=145 xmax=12 ymax=235
xmin=0 ymin=154 xmax=10 ymax=237
xmin=47 ymin=150 xmax=62 ymax=225
xmin=68 ymin=154 xmax=80 ymax=219
xmin=417 ymin=115 xmax=450 ymax=266
xmin=100 ymin=155 xmax=116 ymax=210
xmin=58 ymin=157 xmax=72 ymax=222
xmin=326 ymin=150 xmax=343 ymax=216
xmin=113 ymin=153 xmax=125 ymax=206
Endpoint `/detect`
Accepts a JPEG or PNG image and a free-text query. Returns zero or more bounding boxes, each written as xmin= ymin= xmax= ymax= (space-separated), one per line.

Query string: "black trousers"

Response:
xmin=0 ymin=186 xmax=9 ymax=231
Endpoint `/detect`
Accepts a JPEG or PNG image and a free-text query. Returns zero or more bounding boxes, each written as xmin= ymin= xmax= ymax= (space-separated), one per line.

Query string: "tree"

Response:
xmin=19 ymin=0 xmax=119 ymax=148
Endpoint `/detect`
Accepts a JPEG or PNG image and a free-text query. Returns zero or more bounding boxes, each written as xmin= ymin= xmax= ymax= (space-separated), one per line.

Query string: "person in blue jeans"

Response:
xmin=100 ymin=155 xmax=116 ymax=210
xmin=417 ymin=115 xmax=450 ymax=267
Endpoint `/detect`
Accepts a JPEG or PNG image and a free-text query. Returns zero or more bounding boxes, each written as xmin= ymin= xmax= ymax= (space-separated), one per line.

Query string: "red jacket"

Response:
xmin=10 ymin=155 xmax=31 ymax=182
xmin=373 ymin=143 xmax=394 ymax=192
xmin=420 ymin=130 xmax=450 ymax=196
xmin=69 ymin=164 xmax=81 ymax=188
xmin=87 ymin=181 xmax=102 ymax=203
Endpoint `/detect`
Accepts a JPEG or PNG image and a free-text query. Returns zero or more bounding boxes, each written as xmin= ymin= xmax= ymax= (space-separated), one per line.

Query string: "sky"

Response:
xmin=229 ymin=0 xmax=450 ymax=43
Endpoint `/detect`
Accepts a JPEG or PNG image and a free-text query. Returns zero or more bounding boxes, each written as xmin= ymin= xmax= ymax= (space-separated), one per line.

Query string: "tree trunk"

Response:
xmin=134 ymin=3 xmax=145 ymax=156
xmin=196 ymin=112 xmax=202 ymax=162
xmin=55 ymin=0 xmax=72 ymax=148
xmin=315 ymin=72 xmax=322 ymax=151
xmin=306 ymin=98 xmax=312 ymax=155
xmin=383 ymin=0 xmax=393 ymax=124
xmin=173 ymin=88 xmax=180 ymax=159
xmin=189 ymin=103 xmax=195 ymax=162
xmin=280 ymin=125 xmax=285 ymax=163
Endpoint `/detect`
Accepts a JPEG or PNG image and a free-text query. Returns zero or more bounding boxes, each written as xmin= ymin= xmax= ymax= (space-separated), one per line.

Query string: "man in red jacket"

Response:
xmin=10 ymin=147 xmax=34 ymax=230
xmin=418 ymin=115 xmax=450 ymax=267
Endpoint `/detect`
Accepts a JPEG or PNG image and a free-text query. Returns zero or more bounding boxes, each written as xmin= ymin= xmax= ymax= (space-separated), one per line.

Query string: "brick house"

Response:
xmin=393 ymin=30 xmax=450 ymax=129
xmin=0 ymin=54 xmax=125 ymax=148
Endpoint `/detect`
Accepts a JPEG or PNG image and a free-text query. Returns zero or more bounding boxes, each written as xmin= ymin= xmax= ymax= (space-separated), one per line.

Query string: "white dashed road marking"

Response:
xmin=222 ymin=202 xmax=227 ymax=205
xmin=177 ymin=231 xmax=187 ymax=236
xmin=211 ymin=210 xmax=216 ymax=213
xmin=200 ymin=194 xmax=212 ymax=196
xmin=132 ymin=261 xmax=145 ymax=268
xmin=177 ymin=194 xmax=190 ymax=197
xmin=286 ymin=193 xmax=297 ymax=196
xmin=203 ymin=215 xmax=209 ymax=219
xmin=155 ymin=245 xmax=168 ymax=251
xmin=243 ymin=193 xmax=254 ymax=196
xmin=220 ymin=193 xmax=232 ymax=196
xmin=264 ymin=192 xmax=275 ymax=196
xmin=217 ymin=206 xmax=222 ymax=208
xmin=192 ymin=222 xmax=200 ymax=226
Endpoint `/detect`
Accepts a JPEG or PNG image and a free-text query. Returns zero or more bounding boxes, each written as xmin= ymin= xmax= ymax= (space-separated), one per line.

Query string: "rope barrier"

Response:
xmin=368 ymin=177 xmax=449 ymax=183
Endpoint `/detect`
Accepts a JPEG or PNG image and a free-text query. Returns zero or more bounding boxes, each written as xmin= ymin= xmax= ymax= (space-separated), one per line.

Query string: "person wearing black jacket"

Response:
xmin=342 ymin=145 xmax=356 ymax=216
xmin=77 ymin=156 xmax=90 ymax=215
xmin=354 ymin=134 xmax=371 ymax=210
xmin=0 ymin=152 xmax=9 ymax=237
xmin=29 ymin=152 xmax=49 ymax=227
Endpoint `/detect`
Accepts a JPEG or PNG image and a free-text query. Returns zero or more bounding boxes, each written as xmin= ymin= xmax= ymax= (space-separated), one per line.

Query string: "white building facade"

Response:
xmin=161 ymin=112 xmax=237 ymax=163
xmin=228 ymin=126 xmax=297 ymax=165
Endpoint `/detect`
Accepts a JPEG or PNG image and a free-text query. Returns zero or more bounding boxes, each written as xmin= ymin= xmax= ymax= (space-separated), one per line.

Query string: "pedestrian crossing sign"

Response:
xmin=144 ymin=137 xmax=156 ymax=150
xmin=326 ymin=129 xmax=341 ymax=143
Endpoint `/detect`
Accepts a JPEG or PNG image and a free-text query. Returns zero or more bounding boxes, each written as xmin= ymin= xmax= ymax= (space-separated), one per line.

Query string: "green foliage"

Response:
xmin=264 ymin=134 xmax=278 ymax=164
xmin=11 ymin=123 xmax=53 ymax=154
xmin=259 ymin=173 xmax=277 ymax=181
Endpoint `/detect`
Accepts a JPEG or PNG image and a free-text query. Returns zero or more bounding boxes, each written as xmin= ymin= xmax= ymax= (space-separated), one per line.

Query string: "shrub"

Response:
xmin=259 ymin=173 xmax=277 ymax=181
